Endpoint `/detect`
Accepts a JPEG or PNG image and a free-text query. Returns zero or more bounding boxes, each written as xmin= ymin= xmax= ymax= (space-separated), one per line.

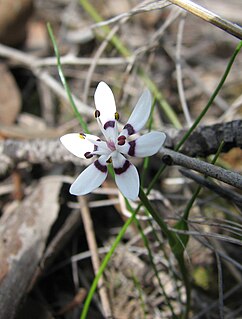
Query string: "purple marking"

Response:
xmin=94 ymin=139 xmax=101 ymax=152
xmin=104 ymin=120 xmax=115 ymax=130
xmin=114 ymin=160 xmax=130 ymax=175
xmin=94 ymin=160 xmax=107 ymax=173
xmin=84 ymin=152 xmax=93 ymax=159
xmin=128 ymin=140 xmax=136 ymax=156
xmin=117 ymin=135 xmax=126 ymax=146
xmin=123 ymin=123 xmax=135 ymax=135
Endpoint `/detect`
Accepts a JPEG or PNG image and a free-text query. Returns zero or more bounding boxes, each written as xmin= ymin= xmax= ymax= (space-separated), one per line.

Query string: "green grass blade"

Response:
xmin=47 ymin=23 xmax=89 ymax=133
xmin=80 ymin=209 xmax=136 ymax=319
xmin=175 ymin=40 xmax=242 ymax=151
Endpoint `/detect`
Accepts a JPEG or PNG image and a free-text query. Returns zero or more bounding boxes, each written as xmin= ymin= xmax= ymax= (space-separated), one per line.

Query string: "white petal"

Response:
xmin=112 ymin=153 xmax=139 ymax=200
xmin=94 ymin=81 xmax=117 ymax=126
xmin=70 ymin=156 xmax=108 ymax=195
xmin=121 ymin=89 xmax=152 ymax=136
xmin=129 ymin=132 xmax=166 ymax=157
xmin=60 ymin=133 xmax=100 ymax=158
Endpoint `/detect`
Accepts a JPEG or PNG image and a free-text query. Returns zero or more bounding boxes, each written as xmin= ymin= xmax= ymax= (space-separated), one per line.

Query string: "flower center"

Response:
xmin=107 ymin=139 xmax=116 ymax=151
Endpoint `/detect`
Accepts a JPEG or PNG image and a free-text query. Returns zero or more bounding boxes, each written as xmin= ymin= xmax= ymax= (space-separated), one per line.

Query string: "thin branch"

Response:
xmin=180 ymin=168 xmax=242 ymax=207
xmin=160 ymin=147 xmax=242 ymax=190
xmin=0 ymin=120 xmax=241 ymax=180
xmin=0 ymin=44 xmax=93 ymax=117
xmin=168 ymin=0 xmax=242 ymax=40
xmin=175 ymin=13 xmax=192 ymax=126
xmin=215 ymin=252 xmax=224 ymax=319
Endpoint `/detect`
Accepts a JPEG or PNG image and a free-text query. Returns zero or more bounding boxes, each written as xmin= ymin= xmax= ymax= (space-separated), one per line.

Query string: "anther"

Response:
xmin=84 ymin=152 xmax=93 ymax=159
xmin=115 ymin=112 xmax=119 ymax=120
xmin=106 ymin=157 xmax=112 ymax=164
xmin=95 ymin=110 xmax=101 ymax=118
xmin=79 ymin=133 xmax=86 ymax=139
xmin=117 ymin=135 xmax=126 ymax=146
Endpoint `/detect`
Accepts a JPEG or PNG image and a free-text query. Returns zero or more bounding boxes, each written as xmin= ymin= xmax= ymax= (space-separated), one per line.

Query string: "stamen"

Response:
xmin=96 ymin=117 xmax=109 ymax=141
xmin=115 ymin=112 xmax=119 ymax=120
xmin=79 ymin=133 xmax=86 ymax=139
xmin=95 ymin=110 xmax=101 ymax=118
xmin=106 ymin=157 xmax=112 ymax=164
xmin=84 ymin=152 xmax=93 ymax=159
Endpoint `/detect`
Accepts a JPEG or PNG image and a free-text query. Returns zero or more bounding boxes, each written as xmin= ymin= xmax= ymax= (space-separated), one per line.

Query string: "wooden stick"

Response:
xmin=78 ymin=197 xmax=113 ymax=318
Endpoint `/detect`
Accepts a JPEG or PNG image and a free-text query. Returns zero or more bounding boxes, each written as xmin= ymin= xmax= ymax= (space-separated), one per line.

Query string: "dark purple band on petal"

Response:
xmin=84 ymin=152 xmax=93 ymax=159
xmin=128 ymin=140 xmax=136 ymax=156
xmin=94 ymin=160 xmax=107 ymax=173
xmin=104 ymin=120 xmax=115 ymax=130
xmin=114 ymin=160 xmax=130 ymax=175
xmin=123 ymin=123 xmax=135 ymax=135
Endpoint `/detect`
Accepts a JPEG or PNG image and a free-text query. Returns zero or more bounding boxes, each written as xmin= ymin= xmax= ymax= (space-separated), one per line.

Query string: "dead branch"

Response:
xmin=160 ymin=147 xmax=242 ymax=190
xmin=0 ymin=120 xmax=241 ymax=168
xmin=0 ymin=138 xmax=85 ymax=175
xmin=166 ymin=120 xmax=242 ymax=157
xmin=168 ymin=0 xmax=242 ymax=40
xmin=0 ymin=121 xmax=241 ymax=187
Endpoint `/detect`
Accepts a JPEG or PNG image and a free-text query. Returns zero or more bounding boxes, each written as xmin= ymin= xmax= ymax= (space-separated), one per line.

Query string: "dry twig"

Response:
xmin=78 ymin=197 xmax=112 ymax=318
xmin=168 ymin=0 xmax=242 ymax=40
xmin=161 ymin=147 xmax=242 ymax=190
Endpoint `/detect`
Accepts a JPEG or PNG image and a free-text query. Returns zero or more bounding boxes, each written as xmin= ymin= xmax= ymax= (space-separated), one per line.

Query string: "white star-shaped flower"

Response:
xmin=60 ymin=81 xmax=166 ymax=200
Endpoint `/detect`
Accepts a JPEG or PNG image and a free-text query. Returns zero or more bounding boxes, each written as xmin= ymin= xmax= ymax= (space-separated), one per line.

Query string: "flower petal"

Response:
xmin=70 ymin=155 xmax=108 ymax=195
xmin=126 ymin=131 xmax=166 ymax=157
xmin=60 ymin=133 xmax=100 ymax=158
xmin=112 ymin=153 xmax=139 ymax=200
xmin=121 ymin=89 xmax=152 ymax=136
xmin=94 ymin=81 xmax=117 ymax=127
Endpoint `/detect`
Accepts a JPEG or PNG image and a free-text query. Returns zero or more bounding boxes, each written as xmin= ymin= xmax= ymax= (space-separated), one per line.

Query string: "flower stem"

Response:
xmin=80 ymin=209 xmax=136 ymax=319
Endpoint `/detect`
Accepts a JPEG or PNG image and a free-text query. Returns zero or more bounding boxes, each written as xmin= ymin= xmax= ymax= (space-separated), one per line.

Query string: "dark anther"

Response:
xmin=84 ymin=152 xmax=93 ymax=159
xmin=106 ymin=157 xmax=112 ymax=164
xmin=117 ymin=135 xmax=126 ymax=145
xmin=162 ymin=155 xmax=173 ymax=166
xmin=95 ymin=110 xmax=101 ymax=118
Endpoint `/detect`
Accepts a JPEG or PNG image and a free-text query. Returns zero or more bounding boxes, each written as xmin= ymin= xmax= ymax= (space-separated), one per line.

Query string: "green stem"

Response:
xmin=79 ymin=0 xmax=130 ymax=57
xmin=146 ymin=40 xmax=242 ymax=195
xmin=133 ymin=214 xmax=178 ymax=319
xmin=175 ymin=40 xmax=242 ymax=151
xmin=138 ymin=188 xmax=176 ymax=245
xmin=47 ymin=23 xmax=89 ymax=133
xmin=80 ymin=210 xmax=136 ymax=319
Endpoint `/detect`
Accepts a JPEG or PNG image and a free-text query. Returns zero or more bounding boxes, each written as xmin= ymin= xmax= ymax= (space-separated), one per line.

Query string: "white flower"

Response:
xmin=60 ymin=81 xmax=166 ymax=200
